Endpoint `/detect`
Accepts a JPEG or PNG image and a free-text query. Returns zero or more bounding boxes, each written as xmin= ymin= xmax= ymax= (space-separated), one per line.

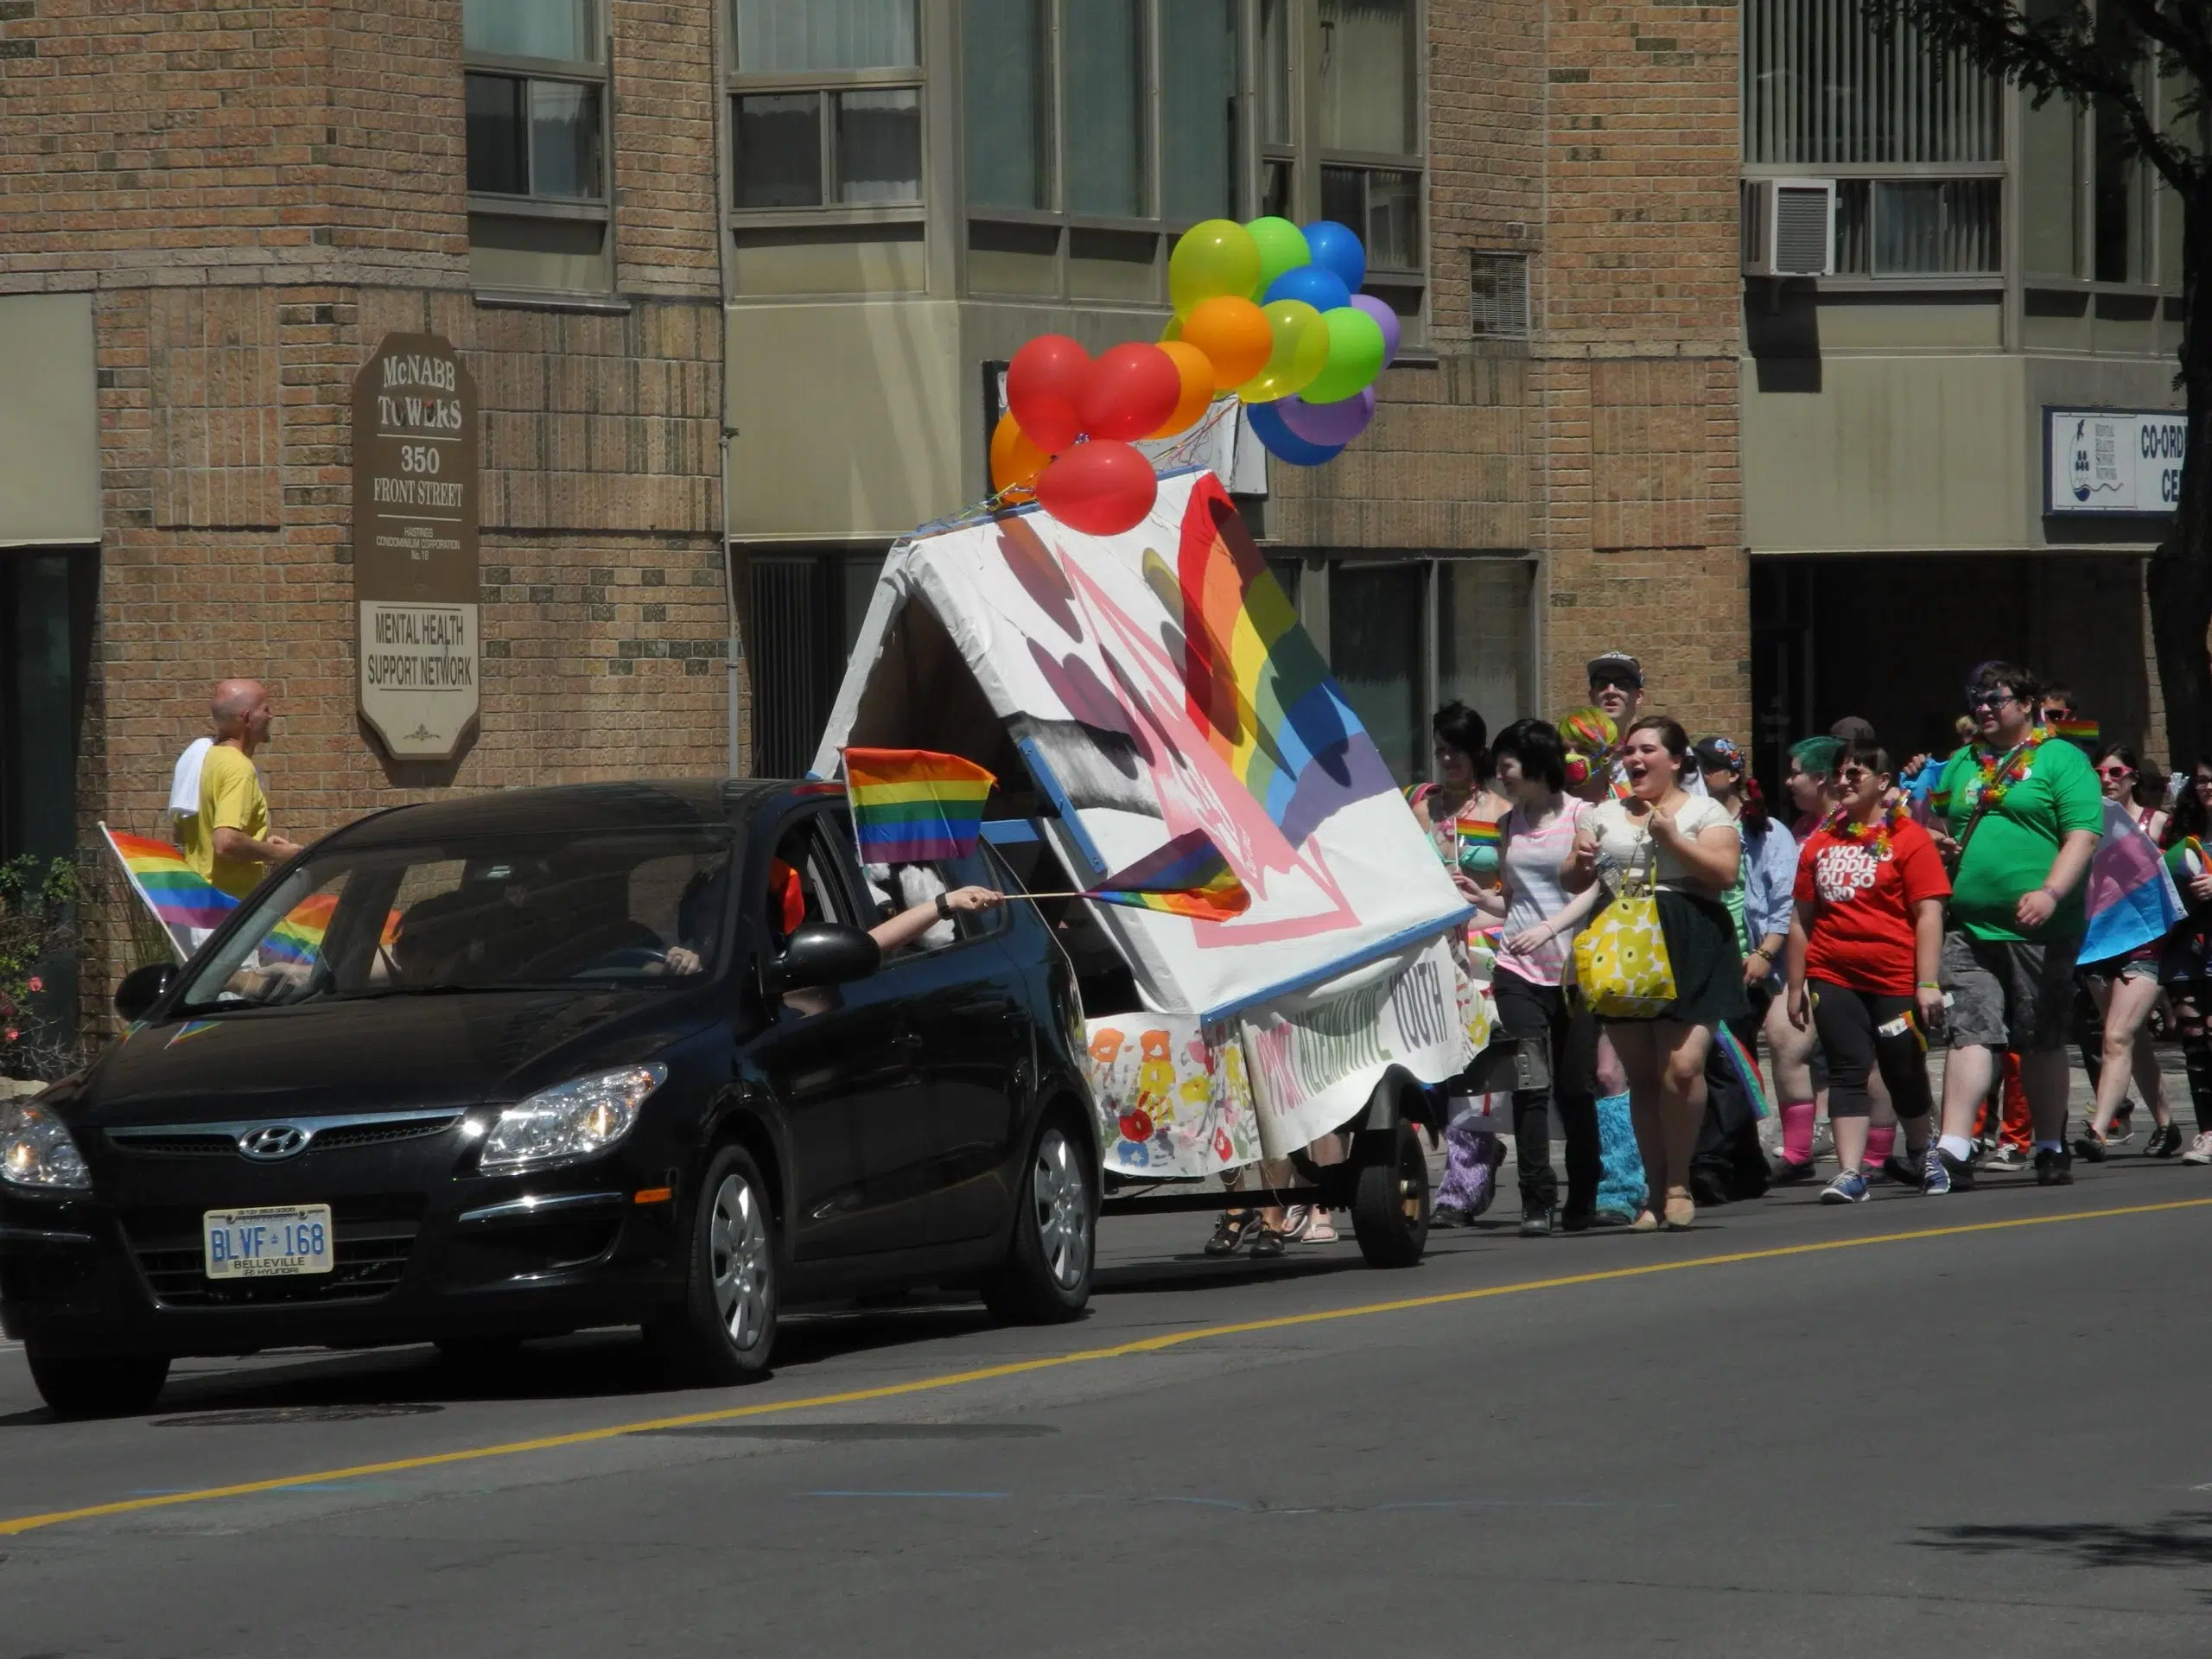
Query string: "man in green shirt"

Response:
xmin=1926 ymin=661 xmax=2103 ymax=1192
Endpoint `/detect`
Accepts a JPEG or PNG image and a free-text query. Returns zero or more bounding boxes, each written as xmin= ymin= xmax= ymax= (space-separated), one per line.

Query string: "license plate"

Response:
xmin=202 ymin=1205 xmax=334 ymax=1280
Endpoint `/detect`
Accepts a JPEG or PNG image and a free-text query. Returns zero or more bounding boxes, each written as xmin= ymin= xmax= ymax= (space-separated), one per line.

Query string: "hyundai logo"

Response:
xmin=237 ymin=1124 xmax=310 ymax=1161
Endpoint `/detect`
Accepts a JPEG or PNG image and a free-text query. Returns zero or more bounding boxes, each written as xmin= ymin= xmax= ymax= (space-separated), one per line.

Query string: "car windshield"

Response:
xmin=174 ymin=827 xmax=734 ymax=1013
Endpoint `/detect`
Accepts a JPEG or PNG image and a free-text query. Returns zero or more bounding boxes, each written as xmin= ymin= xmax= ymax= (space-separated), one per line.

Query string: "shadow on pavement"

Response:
xmin=1915 ymin=1511 xmax=2212 ymax=1584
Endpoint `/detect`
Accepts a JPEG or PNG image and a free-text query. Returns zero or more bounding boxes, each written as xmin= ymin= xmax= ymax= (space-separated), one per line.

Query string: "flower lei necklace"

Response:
xmin=1968 ymin=726 xmax=2050 ymax=810
xmin=1821 ymin=798 xmax=1910 ymax=859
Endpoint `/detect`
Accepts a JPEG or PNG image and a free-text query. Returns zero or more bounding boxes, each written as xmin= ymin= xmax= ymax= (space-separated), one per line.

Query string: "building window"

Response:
xmin=1742 ymin=0 xmax=2002 ymax=279
xmin=464 ymin=0 xmax=611 ymax=292
xmin=1306 ymin=555 xmax=1535 ymax=787
xmin=750 ymin=551 xmax=887 ymax=779
xmin=1317 ymin=0 xmax=1422 ymax=274
xmin=1065 ymin=0 xmax=1147 ymax=217
xmin=1468 ymin=251 xmax=1530 ymax=338
xmin=1163 ymin=0 xmax=1242 ymax=225
xmin=733 ymin=0 xmax=923 ymax=212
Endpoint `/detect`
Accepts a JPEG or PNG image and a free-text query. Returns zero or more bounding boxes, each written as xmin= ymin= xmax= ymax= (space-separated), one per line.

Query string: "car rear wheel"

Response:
xmin=1350 ymin=1117 xmax=1431 ymax=1268
xmin=27 ymin=1347 xmax=170 ymax=1420
xmin=646 ymin=1144 xmax=778 ymax=1385
xmin=982 ymin=1110 xmax=1096 ymax=1323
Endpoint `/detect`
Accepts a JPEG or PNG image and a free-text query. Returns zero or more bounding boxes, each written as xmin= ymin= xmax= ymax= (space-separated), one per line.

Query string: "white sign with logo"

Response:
xmin=2045 ymin=407 xmax=2187 ymax=515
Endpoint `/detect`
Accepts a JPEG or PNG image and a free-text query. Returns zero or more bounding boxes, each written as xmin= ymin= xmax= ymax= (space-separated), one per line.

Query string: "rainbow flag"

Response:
xmin=1716 ymin=1024 xmax=1773 ymax=1121
xmin=1085 ymin=830 xmax=1250 ymax=921
xmin=262 ymin=892 xmax=337 ymax=965
xmin=843 ymin=747 xmax=996 ymax=864
xmin=100 ymin=823 xmax=236 ymax=962
xmin=1170 ymin=481 xmax=1395 ymax=849
xmin=2048 ymin=715 xmax=2100 ymax=746
xmin=1457 ymin=818 xmax=1504 ymax=860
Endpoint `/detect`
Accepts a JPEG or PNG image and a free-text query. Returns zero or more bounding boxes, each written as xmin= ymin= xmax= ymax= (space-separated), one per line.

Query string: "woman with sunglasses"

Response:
xmin=2094 ymin=747 xmax=2171 ymax=844
xmin=1784 ymin=741 xmax=1948 ymax=1202
xmin=2070 ymin=743 xmax=2184 ymax=1161
xmin=1563 ymin=715 xmax=1744 ymax=1230
xmin=2159 ymin=761 xmax=2212 ymax=1163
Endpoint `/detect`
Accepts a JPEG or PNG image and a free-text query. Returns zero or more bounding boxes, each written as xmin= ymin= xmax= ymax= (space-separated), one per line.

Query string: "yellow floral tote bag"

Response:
xmin=1572 ymin=874 xmax=1677 ymax=1019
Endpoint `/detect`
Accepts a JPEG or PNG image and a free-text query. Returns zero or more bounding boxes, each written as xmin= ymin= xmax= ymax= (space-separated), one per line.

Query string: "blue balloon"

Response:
xmin=1246 ymin=398 xmax=1345 ymax=467
xmin=1262 ymin=264 xmax=1351 ymax=315
xmin=1300 ymin=219 xmax=1367 ymax=292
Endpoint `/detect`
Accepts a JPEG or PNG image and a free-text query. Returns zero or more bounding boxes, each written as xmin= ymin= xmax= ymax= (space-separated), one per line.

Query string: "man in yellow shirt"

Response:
xmin=181 ymin=679 xmax=301 ymax=900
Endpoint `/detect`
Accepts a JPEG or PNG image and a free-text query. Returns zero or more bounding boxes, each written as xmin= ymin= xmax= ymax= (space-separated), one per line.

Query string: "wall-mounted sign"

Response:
xmin=353 ymin=333 xmax=480 ymax=760
xmin=2044 ymin=406 xmax=2188 ymax=516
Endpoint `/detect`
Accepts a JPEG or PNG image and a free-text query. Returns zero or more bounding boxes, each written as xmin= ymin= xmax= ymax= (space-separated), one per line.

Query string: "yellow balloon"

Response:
xmin=1236 ymin=300 xmax=1330 ymax=403
xmin=1169 ymin=219 xmax=1263 ymax=317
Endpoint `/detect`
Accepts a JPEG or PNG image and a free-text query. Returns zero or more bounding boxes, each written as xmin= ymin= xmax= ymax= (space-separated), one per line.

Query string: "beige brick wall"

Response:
xmin=0 ymin=0 xmax=729 ymax=1018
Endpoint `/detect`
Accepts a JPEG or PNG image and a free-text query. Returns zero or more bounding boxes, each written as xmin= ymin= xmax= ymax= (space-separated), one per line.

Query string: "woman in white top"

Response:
xmin=1562 ymin=715 xmax=1745 ymax=1230
xmin=1469 ymin=720 xmax=1609 ymax=1233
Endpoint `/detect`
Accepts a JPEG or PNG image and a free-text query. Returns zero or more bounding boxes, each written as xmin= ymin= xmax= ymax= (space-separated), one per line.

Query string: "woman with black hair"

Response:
xmin=1468 ymin=719 xmax=1611 ymax=1233
xmin=2162 ymin=760 xmax=2212 ymax=1163
xmin=1410 ymin=701 xmax=1512 ymax=900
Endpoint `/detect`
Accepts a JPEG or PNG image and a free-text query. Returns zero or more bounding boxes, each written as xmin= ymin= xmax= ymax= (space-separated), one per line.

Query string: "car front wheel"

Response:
xmin=647 ymin=1145 xmax=779 ymax=1385
xmin=27 ymin=1347 xmax=170 ymax=1420
xmin=982 ymin=1111 xmax=1096 ymax=1323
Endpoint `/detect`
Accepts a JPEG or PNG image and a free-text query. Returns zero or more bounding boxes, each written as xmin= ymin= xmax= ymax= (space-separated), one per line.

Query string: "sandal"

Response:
xmin=1204 ymin=1210 xmax=1260 ymax=1257
xmin=1305 ymin=1211 xmax=1339 ymax=1243
xmin=1249 ymin=1226 xmax=1287 ymax=1259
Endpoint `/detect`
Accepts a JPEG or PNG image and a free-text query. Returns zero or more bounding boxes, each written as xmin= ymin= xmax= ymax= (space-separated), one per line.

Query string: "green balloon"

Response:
xmin=1243 ymin=217 xmax=1312 ymax=301
xmin=1300 ymin=308 xmax=1388 ymax=404
xmin=1169 ymin=219 xmax=1262 ymax=317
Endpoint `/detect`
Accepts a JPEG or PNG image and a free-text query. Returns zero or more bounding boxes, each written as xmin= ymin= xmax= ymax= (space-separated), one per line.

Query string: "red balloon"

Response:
xmin=1033 ymin=440 xmax=1158 ymax=537
xmin=1077 ymin=342 xmax=1182 ymax=442
xmin=1007 ymin=334 xmax=1090 ymax=454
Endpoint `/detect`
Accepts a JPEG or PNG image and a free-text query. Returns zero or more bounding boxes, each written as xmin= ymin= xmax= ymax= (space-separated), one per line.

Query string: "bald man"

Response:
xmin=180 ymin=679 xmax=301 ymax=899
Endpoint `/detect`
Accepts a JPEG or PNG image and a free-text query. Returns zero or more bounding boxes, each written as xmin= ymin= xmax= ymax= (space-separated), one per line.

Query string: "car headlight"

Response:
xmin=1 ymin=1099 xmax=91 ymax=1192
xmin=480 ymin=1065 xmax=665 ymax=1173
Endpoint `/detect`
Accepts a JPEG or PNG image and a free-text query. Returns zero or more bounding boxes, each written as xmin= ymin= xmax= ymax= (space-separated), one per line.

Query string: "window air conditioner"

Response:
xmin=1742 ymin=178 xmax=1836 ymax=277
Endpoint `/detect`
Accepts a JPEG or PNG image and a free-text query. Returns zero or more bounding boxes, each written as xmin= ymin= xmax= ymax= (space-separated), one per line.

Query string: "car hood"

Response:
xmin=66 ymin=989 xmax=709 ymax=1128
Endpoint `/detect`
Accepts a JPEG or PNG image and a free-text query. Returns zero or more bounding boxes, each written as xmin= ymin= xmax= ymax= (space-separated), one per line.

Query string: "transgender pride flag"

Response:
xmin=2080 ymin=799 xmax=2185 ymax=965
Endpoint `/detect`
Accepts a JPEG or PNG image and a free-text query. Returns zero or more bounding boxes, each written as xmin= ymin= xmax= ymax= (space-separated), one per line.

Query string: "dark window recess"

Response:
xmin=750 ymin=554 xmax=885 ymax=779
xmin=737 ymin=92 xmax=824 ymax=208
xmin=466 ymin=73 xmax=529 ymax=194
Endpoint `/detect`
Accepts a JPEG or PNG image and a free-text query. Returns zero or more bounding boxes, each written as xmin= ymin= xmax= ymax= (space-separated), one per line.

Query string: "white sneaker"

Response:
xmin=2183 ymin=1132 xmax=2212 ymax=1166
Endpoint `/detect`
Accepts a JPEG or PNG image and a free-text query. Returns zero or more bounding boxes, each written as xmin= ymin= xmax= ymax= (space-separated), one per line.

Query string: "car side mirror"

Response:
xmin=114 ymin=961 xmax=178 ymax=1024
xmin=768 ymin=923 xmax=880 ymax=995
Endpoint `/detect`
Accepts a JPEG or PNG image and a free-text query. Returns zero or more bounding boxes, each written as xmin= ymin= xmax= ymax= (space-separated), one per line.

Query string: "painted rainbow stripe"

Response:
xmin=1085 ymin=829 xmax=1251 ymax=922
xmin=105 ymin=829 xmax=238 ymax=931
xmin=1173 ymin=480 xmax=1395 ymax=849
xmin=843 ymin=747 xmax=996 ymax=864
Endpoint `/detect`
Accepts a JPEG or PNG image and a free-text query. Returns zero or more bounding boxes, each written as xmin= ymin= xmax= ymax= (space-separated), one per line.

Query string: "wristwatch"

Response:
xmin=934 ymin=892 xmax=954 ymax=922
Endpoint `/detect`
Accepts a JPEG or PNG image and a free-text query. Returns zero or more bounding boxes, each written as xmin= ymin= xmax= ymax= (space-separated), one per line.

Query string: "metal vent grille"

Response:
xmin=1772 ymin=187 xmax=1834 ymax=274
xmin=1468 ymin=252 xmax=1530 ymax=339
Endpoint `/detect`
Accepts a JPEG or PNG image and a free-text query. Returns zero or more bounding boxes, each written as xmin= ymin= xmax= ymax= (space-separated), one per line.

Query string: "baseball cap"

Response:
xmin=1586 ymin=651 xmax=1644 ymax=690
xmin=1693 ymin=735 xmax=1744 ymax=772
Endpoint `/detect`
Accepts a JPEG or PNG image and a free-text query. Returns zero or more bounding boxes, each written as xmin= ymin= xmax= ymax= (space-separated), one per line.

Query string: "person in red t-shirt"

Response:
xmin=1784 ymin=740 xmax=1953 ymax=1204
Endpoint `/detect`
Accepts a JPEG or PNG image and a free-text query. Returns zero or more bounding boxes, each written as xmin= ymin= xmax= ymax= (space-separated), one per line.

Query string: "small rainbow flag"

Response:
xmin=1457 ymin=818 xmax=1504 ymax=857
xmin=101 ymin=824 xmax=236 ymax=961
xmin=1085 ymin=829 xmax=1251 ymax=921
xmin=843 ymin=747 xmax=996 ymax=864
xmin=263 ymin=892 xmax=337 ymax=965
xmin=1716 ymin=1024 xmax=1773 ymax=1121
xmin=2048 ymin=715 xmax=2101 ymax=746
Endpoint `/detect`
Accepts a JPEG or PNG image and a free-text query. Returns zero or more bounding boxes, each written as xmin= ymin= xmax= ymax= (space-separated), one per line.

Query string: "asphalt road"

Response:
xmin=4 ymin=1152 xmax=2210 ymax=1658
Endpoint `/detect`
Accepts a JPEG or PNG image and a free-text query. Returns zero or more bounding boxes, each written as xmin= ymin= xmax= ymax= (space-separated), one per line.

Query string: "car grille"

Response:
xmin=124 ymin=1197 xmax=426 ymax=1308
xmin=107 ymin=1111 xmax=463 ymax=1160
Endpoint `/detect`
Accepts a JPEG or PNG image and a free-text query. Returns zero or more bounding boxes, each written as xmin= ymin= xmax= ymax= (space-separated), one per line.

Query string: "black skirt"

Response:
xmin=1605 ymin=890 xmax=1750 ymax=1027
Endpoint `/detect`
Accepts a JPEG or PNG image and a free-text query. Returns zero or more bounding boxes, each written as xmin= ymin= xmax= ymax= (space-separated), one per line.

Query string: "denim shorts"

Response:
xmin=1941 ymin=928 xmax=2082 ymax=1052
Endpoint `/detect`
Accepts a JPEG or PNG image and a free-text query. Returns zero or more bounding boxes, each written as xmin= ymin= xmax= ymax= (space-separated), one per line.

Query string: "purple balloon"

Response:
xmin=1277 ymin=386 xmax=1376 ymax=448
xmin=1351 ymin=294 xmax=1402 ymax=366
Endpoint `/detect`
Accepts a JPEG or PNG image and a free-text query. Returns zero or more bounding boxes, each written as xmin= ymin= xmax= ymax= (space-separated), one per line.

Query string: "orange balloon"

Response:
xmin=990 ymin=410 xmax=1049 ymax=502
xmin=1148 ymin=340 xmax=1216 ymax=438
xmin=1180 ymin=296 xmax=1273 ymax=392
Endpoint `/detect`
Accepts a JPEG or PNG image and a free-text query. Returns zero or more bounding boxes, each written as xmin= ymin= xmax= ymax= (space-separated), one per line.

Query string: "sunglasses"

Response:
xmin=2097 ymin=764 xmax=2134 ymax=779
xmin=1836 ymin=764 xmax=1880 ymax=783
xmin=1966 ymin=690 xmax=2018 ymax=711
xmin=1590 ymin=673 xmax=1639 ymax=693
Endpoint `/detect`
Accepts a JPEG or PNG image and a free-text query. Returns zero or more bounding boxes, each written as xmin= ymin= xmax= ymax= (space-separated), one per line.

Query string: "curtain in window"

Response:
xmin=963 ymin=0 xmax=1051 ymax=209
xmin=1319 ymin=0 xmax=1414 ymax=155
xmin=1065 ymin=0 xmax=1145 ymax=216
xmin=463 ymin=0 xmax=596 ymax=62
xmin=1163 ymin=0 xmax=1239 ymax=224
xmin=736 ymin=0 xmax=917 ymax=73
xmin=1742 ymin=0 xmax=1999 ymax=164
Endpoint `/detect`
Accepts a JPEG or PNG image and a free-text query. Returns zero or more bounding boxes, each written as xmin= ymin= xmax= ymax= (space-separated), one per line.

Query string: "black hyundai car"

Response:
xmin=0 ymin=781 xmax=1100 ymax=1417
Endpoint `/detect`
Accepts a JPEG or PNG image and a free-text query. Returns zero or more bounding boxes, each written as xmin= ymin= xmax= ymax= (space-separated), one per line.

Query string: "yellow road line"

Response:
xmin=5 ymin=1193 xmax=2206 ymax=1537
